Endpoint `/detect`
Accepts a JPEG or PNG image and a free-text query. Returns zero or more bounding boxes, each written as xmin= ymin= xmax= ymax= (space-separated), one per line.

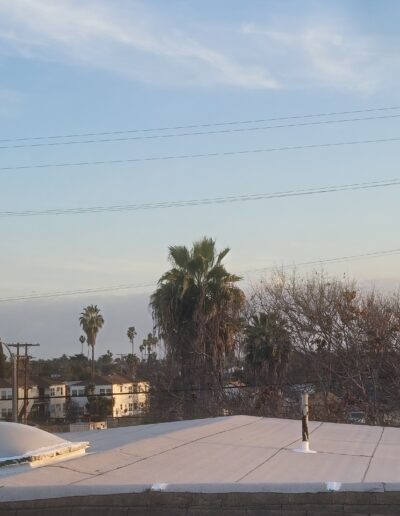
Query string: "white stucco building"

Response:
xmin=0 ymin=375 xmax=150 ymax=422
xmin=69 ymin=374 xmax=150 ymax=419
xmin=0 ymin=379 xmax=40 ymax=421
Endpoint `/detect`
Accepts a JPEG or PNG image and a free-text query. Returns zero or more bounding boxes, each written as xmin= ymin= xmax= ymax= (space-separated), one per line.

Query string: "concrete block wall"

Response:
xmin=1 ymin=484 xmax=400 ymax=515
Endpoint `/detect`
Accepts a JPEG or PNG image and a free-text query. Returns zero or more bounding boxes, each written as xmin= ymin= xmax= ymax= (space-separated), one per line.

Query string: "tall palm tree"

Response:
xmin=127 ymin=326 xmax=137 ymax=356
xmin=79 ymin=305 xmax=104 ymax=378
xmin=140 ymin=333 xmax=158 ymax=361
xmin=150 ymin=237 xmax=244 ymax=405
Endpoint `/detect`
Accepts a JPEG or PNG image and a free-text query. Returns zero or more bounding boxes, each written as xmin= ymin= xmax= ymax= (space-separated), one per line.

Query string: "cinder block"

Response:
xmin=331 ymin=492 xmax=378 ymax=505
xmin=150 ymin=492 xmax=192 ymax=507
xmin=344 ymin=505 xmax=397 ymax=513
xmin=222 ymin=493 xmax=276 ymax=506
xmin=375 ymin=492 xmax=400 ymax=504
xmin=245 ymin=511 xmax=283 ymax=516
xmin=190 ymin=494 xmax=223 ymax=507
xmin=188 ymin=509 xmax=244 ymax=516
xmin=282 ymin=503 xmax=343 ymax=512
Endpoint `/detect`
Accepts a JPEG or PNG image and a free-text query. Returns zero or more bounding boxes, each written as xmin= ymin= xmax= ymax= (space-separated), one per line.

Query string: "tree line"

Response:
xmin=1 ymin=236 xmax=399 ymax=426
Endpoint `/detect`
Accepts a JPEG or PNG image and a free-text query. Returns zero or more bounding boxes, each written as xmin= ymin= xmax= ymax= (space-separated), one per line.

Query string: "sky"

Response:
xmin=0 ymin=0 xmax=400 ymax=358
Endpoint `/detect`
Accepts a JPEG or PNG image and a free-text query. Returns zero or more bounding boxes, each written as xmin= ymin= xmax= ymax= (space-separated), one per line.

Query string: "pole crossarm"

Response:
xmin=0 ymin=341 xmax=40 ymax=423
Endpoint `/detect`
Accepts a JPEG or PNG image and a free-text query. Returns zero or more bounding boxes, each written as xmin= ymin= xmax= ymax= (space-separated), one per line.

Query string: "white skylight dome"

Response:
xmin=0 ymin=422 xmax=89 ymax=466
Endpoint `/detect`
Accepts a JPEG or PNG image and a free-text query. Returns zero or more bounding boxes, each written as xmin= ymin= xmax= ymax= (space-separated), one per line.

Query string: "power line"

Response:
xmin=1 ymin=113 xmax=399 ymax=150
xmin=0 ymin=178 xmax=398 ymax=218
xmin=2 ymin=136 xmax=400 ymax=172
xmin=0 ymin=281 xmax=155 ymax=302
xmin=0 ymin=247 xmax=399 ymax=303
xmin=1 ymin=105 xmax=399 ymax=143
xmin=244 ymin=248 xmax=400 ymax=274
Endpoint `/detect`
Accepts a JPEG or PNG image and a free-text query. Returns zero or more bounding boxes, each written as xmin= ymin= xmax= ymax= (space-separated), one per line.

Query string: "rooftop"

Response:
xmin=73 ymin=374 xmax=137 ymax=387
xmin=1 ymin=415 xmax=399 ymax=501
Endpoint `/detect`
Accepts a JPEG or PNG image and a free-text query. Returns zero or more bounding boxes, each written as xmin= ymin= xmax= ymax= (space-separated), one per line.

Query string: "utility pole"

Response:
xmin=7 ymin=343 xmax=40 ymax=424
xmin=0 ymin=341 xmax=18 ymax=423
xmin=116 ymin=354 xmax=127 ymax=374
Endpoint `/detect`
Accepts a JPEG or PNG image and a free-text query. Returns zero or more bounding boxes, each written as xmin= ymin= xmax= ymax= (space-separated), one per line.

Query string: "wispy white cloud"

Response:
xmin=0 ymin=0 xmax=278 ymax=89
xmin=241 ymin=20 xmax=390 ymax=95
xmin=0 ymin=1 xmax=396 ymax=94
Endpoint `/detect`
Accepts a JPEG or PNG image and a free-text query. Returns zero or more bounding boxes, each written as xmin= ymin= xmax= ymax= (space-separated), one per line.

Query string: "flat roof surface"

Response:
xmin=1 ymin=416 xmax=399 ymax=492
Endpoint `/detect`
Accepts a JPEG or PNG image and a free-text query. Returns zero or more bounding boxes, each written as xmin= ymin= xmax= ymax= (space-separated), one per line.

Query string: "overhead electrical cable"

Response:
xmin=2 ymin=136 xmax=400 ymax=172
xmin=1 ymin=113 xmax=400 ymax=150
xmin=1 ymin=105 xmax=399 ymax=143
xmin=0 ymin=282 xmax=156 ymax=302
xmin=0 ymin=247 xmax=399 ymax=302
xmin=244 ymin=248 xmax=400 ymax=274
xmin=0 ymin=178 xmax=398 ymax=218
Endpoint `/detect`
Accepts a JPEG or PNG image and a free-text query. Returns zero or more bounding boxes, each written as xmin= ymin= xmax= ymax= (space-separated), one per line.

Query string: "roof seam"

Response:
xmin=235 ymin=421 xmax=324 ymax=482
xmin=361 ymin=426 xmax=385 ymax=482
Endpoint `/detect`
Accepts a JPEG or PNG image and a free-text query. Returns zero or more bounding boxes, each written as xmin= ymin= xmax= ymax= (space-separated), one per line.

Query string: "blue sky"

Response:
xmin=0 ymin=0 xmax=400 ymax=358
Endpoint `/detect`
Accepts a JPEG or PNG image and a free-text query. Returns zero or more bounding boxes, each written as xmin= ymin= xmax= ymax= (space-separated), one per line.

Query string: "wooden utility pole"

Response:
xmin=0 ymin=341 xmax=18 ymax=423
xmin=7 ymin=343 xmax=40 ymax=423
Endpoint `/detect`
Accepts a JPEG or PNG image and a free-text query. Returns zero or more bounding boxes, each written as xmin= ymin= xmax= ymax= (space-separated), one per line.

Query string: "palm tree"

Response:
xmin=127 ymin=326 xmax=137 ymax=356
xmin=79 ymin=305 xmax=104 ymax=378
xmin=140 ymin=333 xmax=158 ymax=361
xmin=245 ymin=312 xmax=291 ymax=386
xmin=150 ymin=237 xmax=244 ymax=407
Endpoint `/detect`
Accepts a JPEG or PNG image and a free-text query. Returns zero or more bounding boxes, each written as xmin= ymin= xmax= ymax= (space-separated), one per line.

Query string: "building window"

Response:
xmin=106 ymin=388 xmax=112 ymax=395
xmin=1 ymin=391 xmax=6 ymax=400
xmin=129 ymin=403 xmax=133 ymax=411
xmin=50 ymin=388 xmax=55 ymax=396
xmin=119 ymin=386 xmax=123 ymax=393
xmin=100 ymin=388 xmax=105 ymax=395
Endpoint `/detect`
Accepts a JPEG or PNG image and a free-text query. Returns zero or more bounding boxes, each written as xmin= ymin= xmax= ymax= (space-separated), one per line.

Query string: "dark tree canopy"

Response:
xmin=151 ymin=237 xmax=244 ymax=401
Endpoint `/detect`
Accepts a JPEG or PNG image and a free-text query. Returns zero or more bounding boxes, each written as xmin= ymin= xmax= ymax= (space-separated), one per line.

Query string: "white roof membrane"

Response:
xmin=0 ymin=416 xmax=399 ymax=497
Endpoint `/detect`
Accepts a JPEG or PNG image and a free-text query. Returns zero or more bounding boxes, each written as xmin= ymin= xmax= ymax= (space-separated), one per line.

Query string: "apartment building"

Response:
xmin=69 ymin=374 xmax=150 ymax=419
xmin=0 ymin=379 xmax=12 ymax=420
xmin=0 ymin=375 xmax=149 ymax=422
xmin=0 ymin=378 xmax=40 ymax=421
